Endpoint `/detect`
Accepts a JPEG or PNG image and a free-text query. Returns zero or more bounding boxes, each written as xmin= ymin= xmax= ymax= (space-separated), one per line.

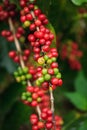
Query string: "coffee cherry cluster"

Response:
xmin=1 ymin=30 xmax=14 ymax=42
xmin=30 ymin=108 xmax=63 ymax=130
xmin=14 ymin=67 xmax=32 ymax=85
xmin=16 ymin=27 xmax=25 ymax=42
xmin=9 ymin=49 xmax=30 ymax=63
xmin=35 ymin=66 xmax=62 ymax=88
xmin=30 ymin=114 xmax=45 ymax=130
xmin=20 ymin=4 xmax=48 ymax=28
xmin=61 ymin=41 xmax=83 ymax=70
xmin=21 ymin=86 xmax=44 ymax=107
xmin=0 ymin=0 xmax=17 ymax=21
xmin=35 ymin=52 xmax=62 ymax=89
xmin=0 ymin=0 xmax=63 ymax=130
xmin=28 ymin=27 xmax=54 ymax=61
xmin=1 ymin=26 xmax=25 ymax=43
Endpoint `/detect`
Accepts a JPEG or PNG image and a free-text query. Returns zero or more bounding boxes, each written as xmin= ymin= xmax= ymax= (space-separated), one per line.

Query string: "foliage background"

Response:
xmin=0 ymin=0 xmax=87 ymax=130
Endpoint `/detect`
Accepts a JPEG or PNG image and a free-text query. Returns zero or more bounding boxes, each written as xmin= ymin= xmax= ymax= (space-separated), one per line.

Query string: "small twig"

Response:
xmin=8 ymin=18 xmax=25 ymax=69
xmin=8 ymin=17 xmax=41 ymax=119
xmin=36 ymin=105 xmax=41 ymax=120
xmin=49 ymin=86 xmax=56 ymax=130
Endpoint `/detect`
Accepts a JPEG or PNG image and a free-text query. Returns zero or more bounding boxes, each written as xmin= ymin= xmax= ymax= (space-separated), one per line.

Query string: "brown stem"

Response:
xmin=8 ymin=17 xmax=41 ymax=120
xmin=8 ymin=18 xmax=25 ymax=69
xmin=49 ymin=86 xmax=56 ymax=130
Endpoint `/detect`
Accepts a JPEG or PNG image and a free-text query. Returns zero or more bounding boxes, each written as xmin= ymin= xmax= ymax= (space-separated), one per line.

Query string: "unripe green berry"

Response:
xmin=47 ymin=59 xmax=52 ymax=64
xmin=26 ymin=74 xmax=32 ymax=79
xmin=38 ymin=77 xmax=44 ymax=83
xmin=56 ymin=73 xmax=61 ymax=79
xmin=42 ymin=68 xmax=48 ymax=75
xmin=23 ymin=67 xmax=28 ymax=74
xmin=18 ymin=67 xmax=23 ymax=75
xmin=36 ymin=80 xmax=41 ymax=86
xmin=21 ymin=95 xmax=26 ymax=100
xmin=23 ymin=21 xmax=31 ymax=28
xmin=22 ymin=81 xmax=27 ymax=85
xmin=44 ymin=74 xmax=51 ymax=81
xmin=26 ymin=92 xmax=31 ymax=97
xmin=37 ymin=97 xmax=41 ymax=102
xmin=27 ymin=97 xmax=32 ymax=102
xmin=34 ymin=5 xmax=38 ymax=9
xmin=20 ymin=75 xmax=26 ymax=81
xmin=54 ymin=68 xmax=59 ymax=75
xmin=22 ymin=92 xmax=26 ymax=96
xmin=14 ymin=71 xmax=19 ymax=77
xmin=44 ymin=55 xmax=49 ymax=61
xmin=16 ymin=77 xmax=21 ymax=82
xmin=19 ymin=36 xmax=25 ymax=43
xmin=52 ymin=57 xmax=57 ymax=62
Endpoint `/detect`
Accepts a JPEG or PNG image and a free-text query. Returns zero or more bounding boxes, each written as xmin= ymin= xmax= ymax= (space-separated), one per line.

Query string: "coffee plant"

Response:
xmin=0 ymin=0 xmax=87 ymax=130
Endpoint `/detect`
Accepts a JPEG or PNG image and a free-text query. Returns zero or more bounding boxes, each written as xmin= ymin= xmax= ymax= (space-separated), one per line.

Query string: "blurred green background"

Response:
xmin=0 ymin=0 xmax=87 ymax=130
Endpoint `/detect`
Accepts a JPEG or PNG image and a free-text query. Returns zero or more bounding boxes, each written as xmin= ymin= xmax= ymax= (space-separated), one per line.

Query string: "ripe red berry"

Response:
xmin=33 ymin=47 xmax=40 ymax=53
xmin=32 ymin=93 xmax=38 ymax=100
xmin=51 ymin=62 xmax=58 ymax=68
xmin=34 ymin=9 xmax=41 ymax=16
xmin=30 ymin=118 xmax=38 ymax=125
xmin=30 ymin=23 xmax=36 ymax=31
xmin=32 ymin=125 xmax=38 ymax=130
xmin=47 ymin=109 xmax=52 ymax=116
xmin=35 ymin=19 xmax=42 ymax=26
xmin=31 ymin=101 xmax=38 ymax=107
xmin=42 ymin=82 xmax=49 ymax=90
xmin=58 ymin=79 xmax=63 ymax=86
xmin=7 ymin=35 xmax=14 ymax=42
xmin=26 ymin=13 xmax=33 ymax=21
xmin=9 ymin=51 xmax=16 ymax=58
xmin=51 ymin=78 xmax=59 ymax=85
xmin=24 ymin=49 xmax=30 ymax=57
xmin=38 ymin=121 xmax=44 ymax=129
xmin=48 ymin=68 xmax=54 ymax=75
xmin=44 ymin=33 xmax=50 ymax=40
xmin=20 ymin=15 xmax=26 ymax=22
xmin=42 ymin=45 xmax=50 ymax=52
xmin=1 ymin=30 xmax=7 ymax=37
xmin=14 ymin=56 xmax=20 ymax=63
xmin=39 ymin=14 xmax=46 ymax=21
xmin=28 ymin=34 xmax=36 ymax=42
xmin=41 ymin=112 xmax=47 ymax=120
xmin=45 ymin=122 xmax=53 ymax=129
xmin=26 ymin=86 xmax=34 ymax=93
xmin=24 ymin=7 xmax=29 ymax=13
xmin=30 ymin=114 xmax=38 ymax=120
xmin=28 ymin=4 xmax=34 ymax=10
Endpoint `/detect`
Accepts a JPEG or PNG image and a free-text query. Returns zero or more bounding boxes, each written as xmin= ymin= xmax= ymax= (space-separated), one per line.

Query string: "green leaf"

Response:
xmin=0 ymin=82 xmax=25 ymax=116
xmin=65 ymin=92 xmax=87 ymax=111
xmin=2 ymin=102 xmax=31 ymax=130
xmin=79 ymin=119 xmax=87 ymax=130
xmin=0 ymin=37 xmax=17 ymax=73
xmin=75 ymin=71 xmax=87 ymax=97
xmin=63 ymin=115 xmax=87 ymax=130
xmin=71 ymin=0 xmax=87 ymax=5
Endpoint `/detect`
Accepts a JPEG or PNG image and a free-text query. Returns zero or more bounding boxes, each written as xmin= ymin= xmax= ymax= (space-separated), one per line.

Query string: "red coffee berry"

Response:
xmin=9 ymin=51 xmax=16 ymax=59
